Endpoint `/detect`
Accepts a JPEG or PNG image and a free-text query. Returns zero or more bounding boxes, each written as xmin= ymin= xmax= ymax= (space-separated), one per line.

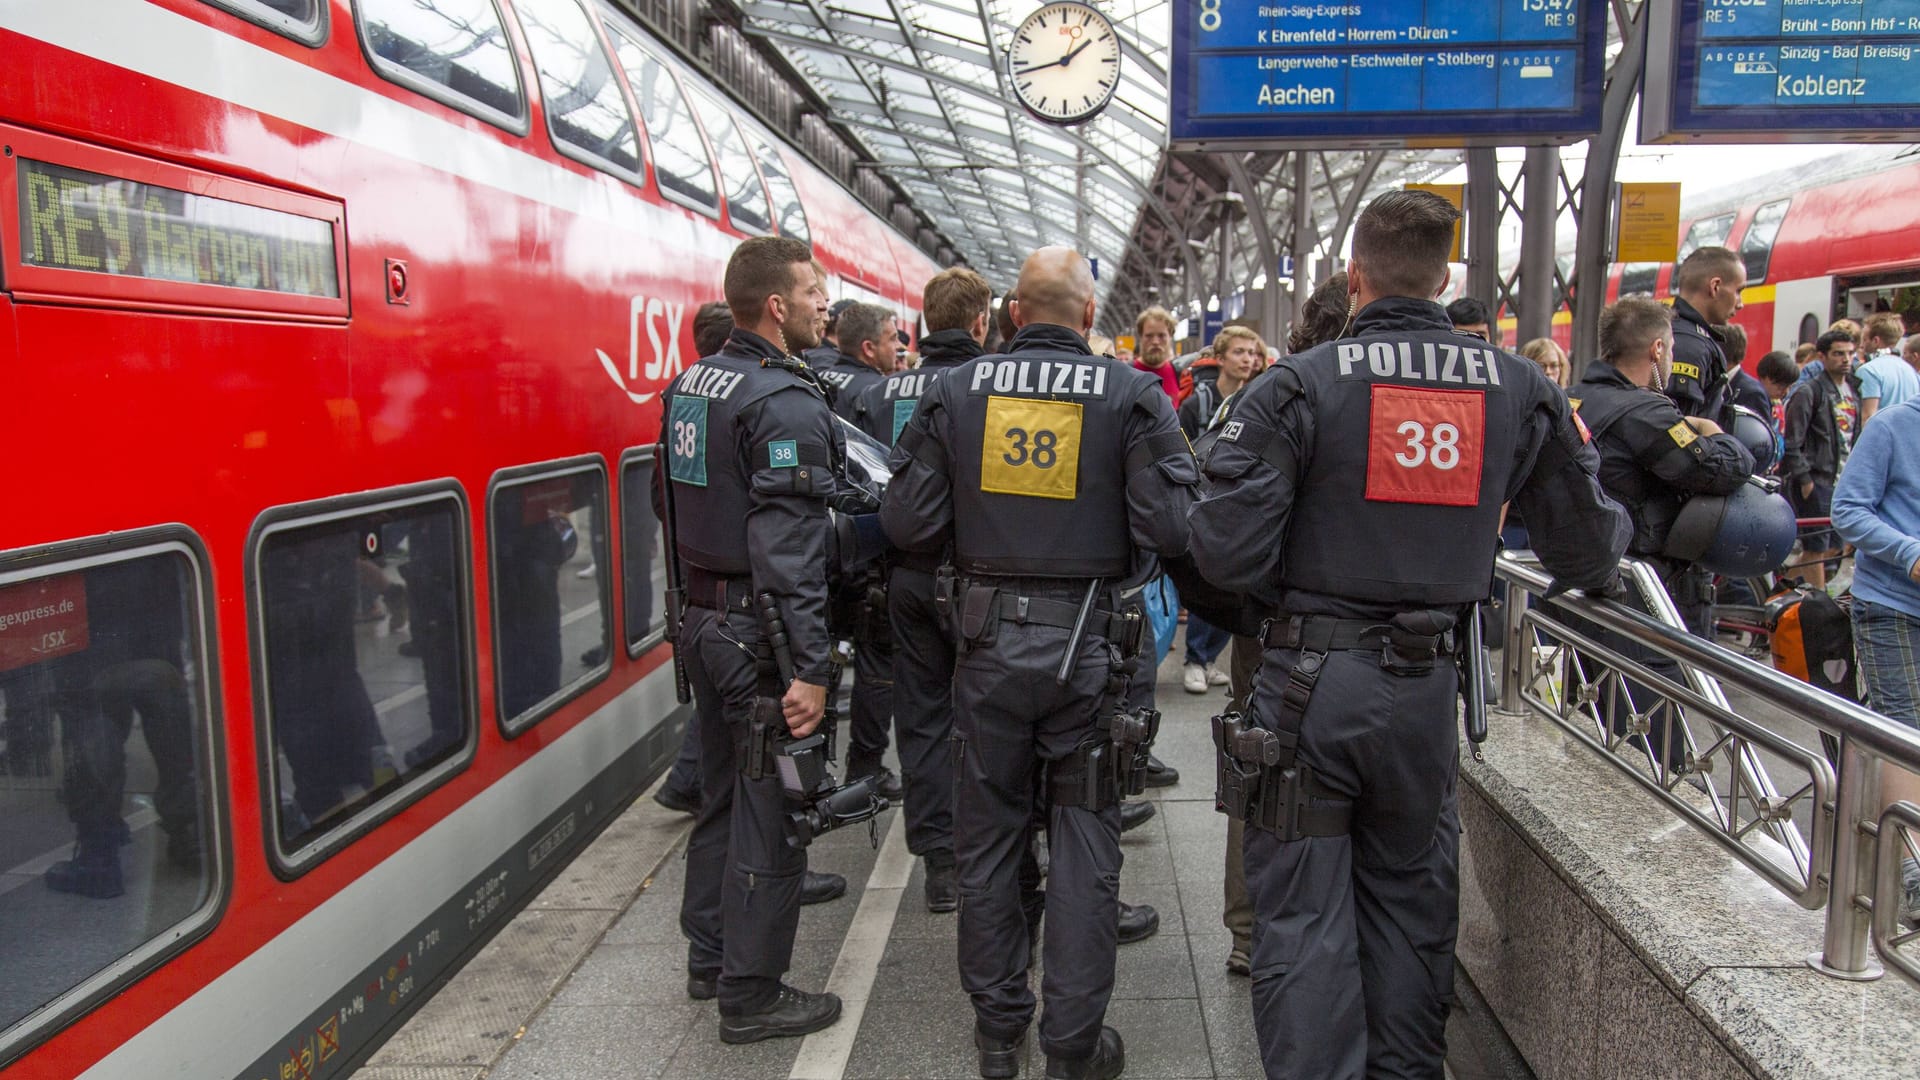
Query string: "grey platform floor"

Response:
xmin=354 ymin=644 xmax=1510 ymax=1080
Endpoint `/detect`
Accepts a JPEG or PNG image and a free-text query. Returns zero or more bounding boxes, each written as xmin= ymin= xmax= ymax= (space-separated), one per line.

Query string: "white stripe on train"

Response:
xmin=81 ymin=665 xmax=681 ymax=1080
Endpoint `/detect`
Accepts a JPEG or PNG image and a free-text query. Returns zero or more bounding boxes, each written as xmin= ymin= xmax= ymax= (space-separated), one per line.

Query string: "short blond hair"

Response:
xmin=1865 ymin=312 xmax=1905 ymax=349
xmin=1211 ymin=324 xmax=1266 ymax=357
xmin=923 ymin=267 xmax=992 ymax=333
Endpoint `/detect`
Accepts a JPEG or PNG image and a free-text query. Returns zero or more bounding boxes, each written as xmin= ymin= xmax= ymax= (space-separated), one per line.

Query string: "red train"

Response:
xmin=0 ymin=1 xmax=936 ymax=1076
xmin=1504 ymin=150 xmax=1920 ymax=363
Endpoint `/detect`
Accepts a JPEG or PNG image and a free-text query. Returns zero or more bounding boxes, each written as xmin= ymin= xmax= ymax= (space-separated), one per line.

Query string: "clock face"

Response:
xmin=1006 ymin=2 xmax=1121 ymax=126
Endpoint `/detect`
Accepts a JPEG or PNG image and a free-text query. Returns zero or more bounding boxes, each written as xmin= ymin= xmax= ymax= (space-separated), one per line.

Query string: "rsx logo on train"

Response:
xmin=596 ymin=294 xmax=690 ymax=405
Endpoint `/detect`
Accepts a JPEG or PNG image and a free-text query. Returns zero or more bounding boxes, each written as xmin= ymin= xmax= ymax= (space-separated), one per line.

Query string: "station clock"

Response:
xmin=1006 ymin=2 xmax=1122 ymax=126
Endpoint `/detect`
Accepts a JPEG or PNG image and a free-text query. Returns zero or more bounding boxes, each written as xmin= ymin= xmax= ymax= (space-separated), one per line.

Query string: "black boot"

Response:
xmin=718 ymin=984 xmax=842 ymax=1044
xmin=1117 ymin=900 xmax=1159 ymax=944
xmin=801 ymin=870 xmax=847 ymax=905
xmin=1142 ymin=754 xmax=1178 ymax=788
xmin=1046 ymin=1026 xmax=1123 ymax=1080
xmin=1118 ymin=800 xmax=1156 ymax=834
xmin=975 ymin=1025 xmax=1025 ymax=1079
xmin=924 ymin=855 xmax=958 ymax=913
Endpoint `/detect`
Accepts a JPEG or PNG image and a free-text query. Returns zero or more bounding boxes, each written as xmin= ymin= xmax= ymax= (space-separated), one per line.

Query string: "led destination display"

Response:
xmin=1643 ymin=0 xmax=1920 ymax=141
xmin=1171 ymin=0 xmax=1607 ymax=146
xmin=16 ymin=158 xmax=340 ymax=298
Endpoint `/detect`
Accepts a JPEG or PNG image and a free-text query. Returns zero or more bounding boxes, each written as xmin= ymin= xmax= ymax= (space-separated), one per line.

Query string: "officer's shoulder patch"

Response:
xmin=1668 ymin=421 xmax=1698 ymax=448
xmin=769 ymin=439 xmax=799 ymax=468
xmin=1220 ymin=420 xmax=1245 ymax=442
xmin=1568 ymin=396 xmax=1582 ymax=411
xmin=1670 ymin=361 xmax=1702 ymax=381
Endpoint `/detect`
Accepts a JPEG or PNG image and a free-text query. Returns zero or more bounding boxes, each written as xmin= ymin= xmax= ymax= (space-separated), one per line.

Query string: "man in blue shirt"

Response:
xmin=1855 ymin=314 xmax=1918 ymax=426
xmin=1833 ymin=394 xmax=1920 ymax=925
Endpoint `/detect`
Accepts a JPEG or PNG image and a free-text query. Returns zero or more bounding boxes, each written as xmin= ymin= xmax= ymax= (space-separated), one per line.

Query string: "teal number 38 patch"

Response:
xmin=891 ymin=399 xmax=917 ymax=446
xmin=769 ymin=440 xmax=799 ymax=468
xmin=668 ymin=395 xmax=709 ymax=486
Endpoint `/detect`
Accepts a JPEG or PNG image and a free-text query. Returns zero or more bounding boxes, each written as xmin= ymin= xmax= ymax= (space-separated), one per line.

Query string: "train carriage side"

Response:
xmin=0 ymin=0 xmax=929 ymax=1076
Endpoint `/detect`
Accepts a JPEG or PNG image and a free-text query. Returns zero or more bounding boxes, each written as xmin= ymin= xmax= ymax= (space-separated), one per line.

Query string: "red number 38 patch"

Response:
xmin=1364 ymin=385 xmax=1486 ymax=507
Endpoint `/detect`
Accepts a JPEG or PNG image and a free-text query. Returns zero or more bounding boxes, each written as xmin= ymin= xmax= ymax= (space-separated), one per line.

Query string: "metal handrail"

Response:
xmin=1493 ymin=552 xmax=1920 ymax=985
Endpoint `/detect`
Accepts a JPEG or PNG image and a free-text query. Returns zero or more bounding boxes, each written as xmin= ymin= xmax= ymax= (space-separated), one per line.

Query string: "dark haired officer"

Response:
xmin=662 ymin=235 xmax=843 ymax=1044
xmin=1569 ymin=296 xmax=1753 ymax=766
xmin=1189 ymin=191 xmax=1629 ymax=1079
xmin=818 ymin=302 xmax=896 ymax=419
xmin=882 ymin=247 xmax=1198 ymax=1080
xmin=1665 ymin=245 xmax=1747 ymax=422
xmin=848 ymin=266 xmax=995 ymax=911
xmin=802 ymin=297 xmax=857 ymax=369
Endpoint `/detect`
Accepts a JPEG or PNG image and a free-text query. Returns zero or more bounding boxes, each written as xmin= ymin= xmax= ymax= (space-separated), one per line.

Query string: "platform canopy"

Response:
xmin=728 ymin=0 xmax=1454 ymax=329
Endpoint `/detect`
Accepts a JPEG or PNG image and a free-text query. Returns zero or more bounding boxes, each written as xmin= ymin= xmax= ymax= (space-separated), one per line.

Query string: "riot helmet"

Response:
xmin=1726 ymin=404 xmax=1777 ymax=475
xmin=1664 ymin=480 xmax=1796 ymax=577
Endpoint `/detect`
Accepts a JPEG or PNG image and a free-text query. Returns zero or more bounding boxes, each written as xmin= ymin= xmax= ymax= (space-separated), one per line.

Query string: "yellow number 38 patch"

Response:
xmin=980 ymin=396 xmax=1082 ymax=500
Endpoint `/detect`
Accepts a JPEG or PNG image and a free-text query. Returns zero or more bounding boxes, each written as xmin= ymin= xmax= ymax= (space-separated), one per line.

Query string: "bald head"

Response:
xmin=1010 ymin=246 xmax=1097 ymax=333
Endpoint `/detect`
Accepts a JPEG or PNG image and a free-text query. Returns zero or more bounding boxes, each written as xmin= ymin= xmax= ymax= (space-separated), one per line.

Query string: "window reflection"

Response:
xmin=258 ymin=502 xmax=470 ymax=854
xmin=609 ymin=27 xmax=719 ymax=210
xmin=359 ymin=0 xmax=523 ymax=122
xmin=515 ymin=0 xmax=642 ymax=175
xmin=690 ymin=94 xmax=771 ymax=233
xmin=0 ymin=548 xmax=214 ymax=1038
xmin=751 ymin=137 xmax=809 ymax=243
xmin=491 ymin=469 xmax=611 ymax=730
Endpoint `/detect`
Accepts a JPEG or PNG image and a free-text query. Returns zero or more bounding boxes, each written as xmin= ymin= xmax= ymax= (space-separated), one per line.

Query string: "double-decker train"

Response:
xmin=1506 ymin=148 xmax=1920 ymax=363
xmin=0 ymin=1 xmax=936 ymax=1076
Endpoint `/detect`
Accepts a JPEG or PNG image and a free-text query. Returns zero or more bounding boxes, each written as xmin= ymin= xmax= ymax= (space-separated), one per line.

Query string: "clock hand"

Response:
xmin=1058 ymin=38 xmax=1094 ymax=66
xmin=1013 ymin=38 xmax=1096 ymax=76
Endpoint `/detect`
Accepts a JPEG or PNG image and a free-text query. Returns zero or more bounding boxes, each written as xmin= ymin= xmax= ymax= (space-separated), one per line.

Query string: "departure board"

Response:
xmin=1169 ymin=0 xmax=1608 ymax=147
xmin=1643 ymin=0 xmax=1920 ymax=142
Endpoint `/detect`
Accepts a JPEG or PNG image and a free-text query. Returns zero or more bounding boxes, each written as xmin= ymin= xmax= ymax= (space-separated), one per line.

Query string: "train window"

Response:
xmin=254 ymin=490 xmax=475 ymax=872
xmin=355 ymin=0 xmax=528 ymax=133
xmin=751 ymin=137 xmax=810 ymax=243
xmin=0 ymin=535 xmax=223 ymax=1054
xmin=606 ymin=26 xmax=719 ymax=213
xmin=1677 ymin=212 xmax=1736 ymax=265
xmin=201 ymin=0 xmax=327 ymax=44
xmin=689 ymin=94 xmax=771 ymax=235
xmin=618 ymin=448 xmax=668 ymax=654
xmin=513 ymin=0 xmax=644 ymax=180
xmin=1741 ymin=199 xmax=1790 ymax=285
xmin=1619 ymin=262 xmax=1660 ymax=297
xmin=488 ymin=461 xmax=612 ymax=735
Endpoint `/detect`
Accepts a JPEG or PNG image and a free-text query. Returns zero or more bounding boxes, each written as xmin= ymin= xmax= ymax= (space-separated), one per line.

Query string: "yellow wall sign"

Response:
xmin=1616 ymin=183 xmax=1682 ymax=264
xmin=1407 ymin=183 xmax=1464 ymax=262
xmin=980 ymin=396 xmax=1081 ymax=500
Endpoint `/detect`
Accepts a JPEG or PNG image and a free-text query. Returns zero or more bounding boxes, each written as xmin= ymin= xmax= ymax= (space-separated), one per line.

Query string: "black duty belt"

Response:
xmin=989 ymin=591 xmax=1141 ymax=653
xmin=1262 ymin=613 xmax=1445 ymax=659
xmin=683 ymin=566 xmax=756 ymax=613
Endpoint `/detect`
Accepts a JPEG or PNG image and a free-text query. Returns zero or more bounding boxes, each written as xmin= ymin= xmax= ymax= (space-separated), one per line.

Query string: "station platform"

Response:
xmin=349 ymin=650 xmax=1520 ymax=1080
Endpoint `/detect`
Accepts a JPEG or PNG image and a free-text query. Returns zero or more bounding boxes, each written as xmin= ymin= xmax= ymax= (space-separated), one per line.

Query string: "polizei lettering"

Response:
xmin=677 ymin=362 xmax=746 ymax=400
xmin=968 ymin=358 xmax=1108 ymax=398
xmin=1335 ymin=341 xmax=1504 ymax=388
xmin=884 ymin=371 xmax=934 ymax=399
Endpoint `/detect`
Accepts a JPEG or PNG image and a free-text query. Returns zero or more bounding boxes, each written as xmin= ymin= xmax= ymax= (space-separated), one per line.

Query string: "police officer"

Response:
xmin=1188 ymin=191 xmax=1629 ymax=1080
xmin=802 ymin=296 xmax=855 ymax=369
xmin=814 ymin=301 xmax=905 ymax=799
xmin=1569 ymin=296 xmax=1754 ymax=767
xmin=1664 ymin=245 xmax=1747 ymax=422
xmin=882 ymin=248 xmax=1197 ymax=1080
xmin=818 ymin=302 xmax=896 ymax=418
xmin=661 ymin=236 xmax=844 ymax=1044
xmin=848 ymin=267 xmax=991 ymax=910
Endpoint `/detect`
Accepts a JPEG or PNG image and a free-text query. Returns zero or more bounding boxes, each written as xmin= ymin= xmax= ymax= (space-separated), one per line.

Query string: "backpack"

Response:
xmin=1767 ymin=584 xmax=1860 ymax=763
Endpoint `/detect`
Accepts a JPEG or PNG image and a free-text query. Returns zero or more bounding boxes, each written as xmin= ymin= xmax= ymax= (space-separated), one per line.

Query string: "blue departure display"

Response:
xmin=1646 ymin=0 xmax=1920 ymax=141
xmin=1169 ymin=0 xmax=1607 ymax=146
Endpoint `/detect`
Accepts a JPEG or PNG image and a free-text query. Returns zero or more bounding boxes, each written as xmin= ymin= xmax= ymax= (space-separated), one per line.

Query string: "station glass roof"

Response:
xmin=736 ymin=0 xmax=1172 ymax=295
